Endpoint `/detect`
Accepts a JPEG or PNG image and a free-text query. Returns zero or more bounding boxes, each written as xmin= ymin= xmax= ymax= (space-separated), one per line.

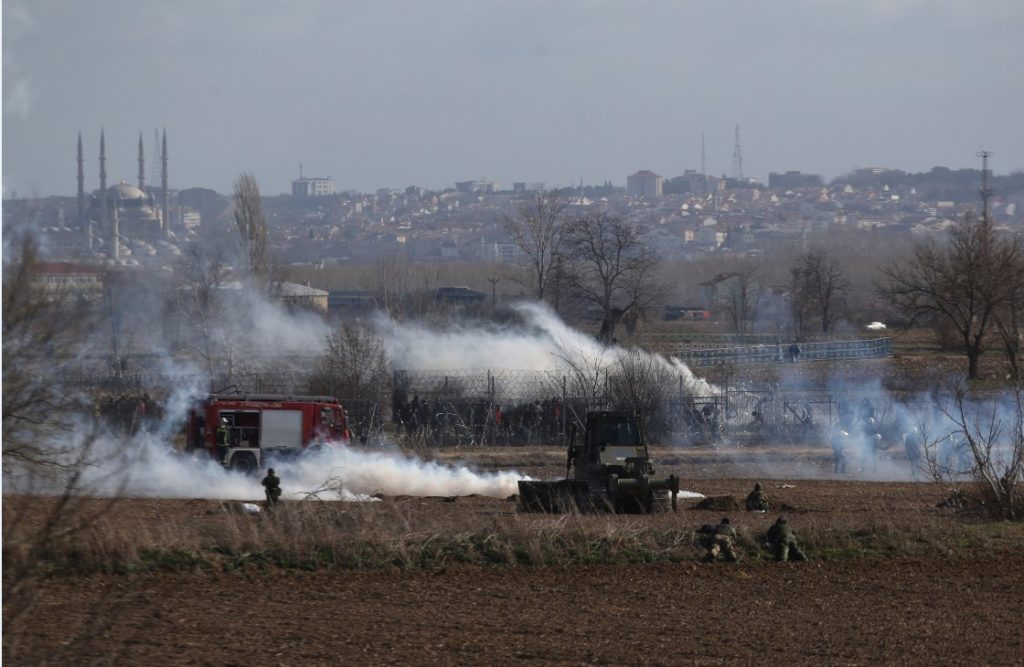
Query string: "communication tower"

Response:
xmin=731 ymin=124 xmax=744 ymax=181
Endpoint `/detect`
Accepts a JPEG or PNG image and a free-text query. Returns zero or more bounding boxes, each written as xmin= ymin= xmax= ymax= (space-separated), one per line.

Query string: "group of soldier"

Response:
xmin=697 ymin=482 xmax=808 ymax=563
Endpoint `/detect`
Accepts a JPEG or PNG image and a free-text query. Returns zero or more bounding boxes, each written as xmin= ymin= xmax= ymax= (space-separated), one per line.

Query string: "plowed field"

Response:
xmin=6 ymin=445 xmax=1024 ymax=665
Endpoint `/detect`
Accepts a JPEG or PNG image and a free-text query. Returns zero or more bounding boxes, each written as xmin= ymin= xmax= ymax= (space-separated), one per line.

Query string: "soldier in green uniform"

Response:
xmin=262 ymin=468 xmax=282 ymax=508
xmin=745 ymin=482 xmax=770 ymax=512
xmin=766 ymin=516 xmax=807 ymax=561
xmin=699 ymin=517 xmax=740 ymax=563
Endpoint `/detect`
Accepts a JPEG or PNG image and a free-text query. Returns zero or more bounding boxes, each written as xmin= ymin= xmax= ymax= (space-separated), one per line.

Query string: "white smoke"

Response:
xmin=68 ymin=435 xmax=525 ymax=502
xmin=379 ymin=300 xmax=715 ymax=395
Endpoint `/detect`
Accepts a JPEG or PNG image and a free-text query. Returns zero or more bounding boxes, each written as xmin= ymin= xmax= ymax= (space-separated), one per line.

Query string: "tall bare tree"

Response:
xmin=165 ymin=243 xmax=234 ymax=389
xmin=504 ymin=192 xmax=569 ymax=303
xmin=2 ymin=236 xmax=93 ymax=473
xmin=233 ymin=172 xmax=269 ymax=287
xmin=716 ymin=266 xmax=760 ymax=335
xmin=790 ymin=248 xmax=850 ymax=335
xmin=878 ymin=214 xmax=1024 ymax=380
xmin=563 ymin=213 xmax=663 ymax=344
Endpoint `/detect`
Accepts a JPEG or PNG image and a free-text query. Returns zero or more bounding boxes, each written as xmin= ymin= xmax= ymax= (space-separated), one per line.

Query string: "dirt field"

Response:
xmin=6 ymin=446 xmax=1024 ymax=665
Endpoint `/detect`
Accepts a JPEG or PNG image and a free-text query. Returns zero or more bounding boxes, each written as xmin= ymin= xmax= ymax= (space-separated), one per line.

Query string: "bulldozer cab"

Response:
xmin=582 ymin=412 xmax=648 ymax=472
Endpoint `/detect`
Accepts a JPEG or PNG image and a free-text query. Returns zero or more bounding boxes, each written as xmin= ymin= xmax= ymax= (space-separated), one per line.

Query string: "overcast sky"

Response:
xmin=3 ymin=0 xmax=1022 ymax=197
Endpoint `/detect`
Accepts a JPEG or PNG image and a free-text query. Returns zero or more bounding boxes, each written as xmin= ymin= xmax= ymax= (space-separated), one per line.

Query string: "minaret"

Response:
xmin=138 ymin=132 xmax=145 ymax=190
xmin=161 ymin=128 xmax=169 ymax=237
xmin=99 ymin=129 xmax=108 ymax=240
xmin=77 ymin=132 xmax=85 ymax=225
xmin=111 ymin=197 xmax=121 ymax=260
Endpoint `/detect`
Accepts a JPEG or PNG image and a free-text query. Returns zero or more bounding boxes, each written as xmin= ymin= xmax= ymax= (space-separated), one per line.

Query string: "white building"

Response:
xmin=627 ymin=170 xmax=663 ymax=197
xmin=292 ymin=177 xmax=336 ymax=197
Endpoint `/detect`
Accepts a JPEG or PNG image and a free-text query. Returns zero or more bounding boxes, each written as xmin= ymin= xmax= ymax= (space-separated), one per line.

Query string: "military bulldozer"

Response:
xmin=518 ymin=411 xmax=680 ymax=514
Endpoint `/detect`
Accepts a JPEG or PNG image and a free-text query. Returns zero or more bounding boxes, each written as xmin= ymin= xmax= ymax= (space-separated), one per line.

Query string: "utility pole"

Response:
xmin=487 ymin=275 xmax=500 ymax=312
xmin=977 ymin=148 xmax=993 ymax=223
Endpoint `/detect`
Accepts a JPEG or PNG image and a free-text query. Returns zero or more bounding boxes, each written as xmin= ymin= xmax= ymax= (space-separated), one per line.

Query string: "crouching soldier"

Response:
xmin=262 ymin=468 xmax=282 ymax=508
xmin=745 ymin=482 xmax=769 ymax=512
xmin=697 ymin=517 xmax=740 ymax=563
xmin=766 ymin=516 xmax=807 ymax=562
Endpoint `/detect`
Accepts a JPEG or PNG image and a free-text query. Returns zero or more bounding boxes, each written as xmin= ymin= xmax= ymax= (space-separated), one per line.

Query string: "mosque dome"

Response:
xmin=107 ymin=181 xmax=147 ymax=201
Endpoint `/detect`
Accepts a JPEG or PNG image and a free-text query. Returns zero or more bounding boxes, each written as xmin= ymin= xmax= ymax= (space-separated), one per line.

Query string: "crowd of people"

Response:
xmin=390 ymin=389 xmax=569 ymax=445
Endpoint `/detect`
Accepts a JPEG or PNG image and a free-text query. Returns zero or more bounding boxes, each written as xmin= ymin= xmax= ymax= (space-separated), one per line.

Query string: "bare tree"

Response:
xmin=563 ymin=213 xmax=663 ymax=344
xmin=233 ymin=172 xmax=269 ymax=287
xmin=2 ymin=236 xmax=94 ymax=473
xmin=920 ymin=382 xmax=1024 ymax=520
xmin=790 ymin=248 xmax=850 ymax=335
xmin=165 ymin=242 xmax=234 ymax=388
xmin=992 ymin=263 xmax=1024 ymax=379
xmin=716 ymin=266 xmax=759 ymax=335
xmin=878 ymin=214 xmax=1024 ymax=380
xmin=306 ymin=323 xmax=390 ymax=402
xmin=504 ymin=192 xmax=569 ymax=303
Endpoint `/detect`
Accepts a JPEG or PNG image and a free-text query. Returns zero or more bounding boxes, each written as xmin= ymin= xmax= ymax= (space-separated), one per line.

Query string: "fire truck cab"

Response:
xmin=186 ymin=393 xmax=350 ymax=473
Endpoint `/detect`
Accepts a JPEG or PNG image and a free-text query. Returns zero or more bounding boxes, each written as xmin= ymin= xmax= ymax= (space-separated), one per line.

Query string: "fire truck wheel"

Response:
xmin=230 ymin=453 xmax=258 ymax=475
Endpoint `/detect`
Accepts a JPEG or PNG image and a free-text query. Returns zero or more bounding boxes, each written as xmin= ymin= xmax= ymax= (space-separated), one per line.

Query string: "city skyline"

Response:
xmin=4 ymin=0 xmax=1023 ymax=197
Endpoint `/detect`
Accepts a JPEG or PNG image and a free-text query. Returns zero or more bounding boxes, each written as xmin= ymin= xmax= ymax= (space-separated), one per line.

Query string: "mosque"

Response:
xmin=75 ymin=129 xmax=179 ymax=261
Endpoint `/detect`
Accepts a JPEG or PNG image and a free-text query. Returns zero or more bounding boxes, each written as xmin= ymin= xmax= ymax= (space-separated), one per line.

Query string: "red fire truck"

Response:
xmin=186 ymin=394 xmax=351 ymax=473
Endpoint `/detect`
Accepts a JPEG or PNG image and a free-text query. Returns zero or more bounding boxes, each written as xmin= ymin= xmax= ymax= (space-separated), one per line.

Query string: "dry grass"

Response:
xmin=5 ymin=491 xmax=1023 ymax=577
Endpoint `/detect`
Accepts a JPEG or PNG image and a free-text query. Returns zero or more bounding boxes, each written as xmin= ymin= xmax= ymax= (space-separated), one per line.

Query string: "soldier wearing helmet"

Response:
xmin=262 ymin=468 xmax=282 ymax=508
xmin=766 ymin=516 xmax=807 ymax=562
xmin=745 ymin=482 xmax=770 ymax=512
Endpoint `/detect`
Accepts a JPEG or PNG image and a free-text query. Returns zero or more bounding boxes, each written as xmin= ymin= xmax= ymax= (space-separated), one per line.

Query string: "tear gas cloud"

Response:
xmin=380 ymin=301 xmax=715 ymax=396
xmin=71 ymin=435 xmax=525 ymax=502
xmin=5 ymin=276 xmax=1016 ymax=498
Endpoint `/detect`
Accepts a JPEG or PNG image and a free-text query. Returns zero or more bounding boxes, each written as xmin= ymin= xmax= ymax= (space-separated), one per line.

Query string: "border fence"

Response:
xmin=71 ymin=356 xmax=909 ymax=448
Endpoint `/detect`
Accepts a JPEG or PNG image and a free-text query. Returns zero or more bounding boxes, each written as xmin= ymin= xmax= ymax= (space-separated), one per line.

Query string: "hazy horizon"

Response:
xmin=4 ymin=0 xmax=1023 ymax=198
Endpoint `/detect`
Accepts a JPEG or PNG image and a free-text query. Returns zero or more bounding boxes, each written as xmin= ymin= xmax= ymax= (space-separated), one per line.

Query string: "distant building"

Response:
xmin=328 ymin=290 xmax=378 ymax=318
xmin=491 ymin=242 xmax=522 ymax=264
xmin=627 ymin=170 xmax=663 ymax=197
xmin=513 ymin=182 xmax=545 ymax=193
xmin=433 ymin=286 xmax=486 ymax=308
xmin=292 ymin=177 xmax=336 ymax=197
xmin=455 ymin=180 xmax=499 ymax=194
xmin=278 ymin=281 xmax=329 ymax=312
xmin=768 ymin=171 xmax=823 ymax=189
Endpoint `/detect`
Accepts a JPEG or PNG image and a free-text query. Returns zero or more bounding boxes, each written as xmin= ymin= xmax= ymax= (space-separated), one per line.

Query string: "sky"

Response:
xmin=3 ymin=0 xmax=1023 ymax=198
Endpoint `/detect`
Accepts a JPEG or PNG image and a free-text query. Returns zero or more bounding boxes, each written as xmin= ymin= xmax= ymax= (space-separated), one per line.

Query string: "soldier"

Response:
xmin=745 ymin=482 xmax=770 ymax=512
xmin=262 ymin=468 xmax=282 ymax=508
xmin=766 ymin=516 xmax=807 ymax=562
xmin=698 ymin=517 xmax=740 ymax=563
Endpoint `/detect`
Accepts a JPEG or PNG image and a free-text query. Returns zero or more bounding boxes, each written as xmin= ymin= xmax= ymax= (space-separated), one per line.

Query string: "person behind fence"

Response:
xmin=832 ymin=430 xmax=849 ymax=474
xmin=698 ymin=517 xmax=740 ymax=563
xmin=766 ymin=516 xmax=807 ymax=562
xmin=262 ymin=468 xmax=282 ymax=507
xmin=745 ymin=482 xmax=770 ymax=512
xmin=788 ymin=342 xmax=801 ymax=362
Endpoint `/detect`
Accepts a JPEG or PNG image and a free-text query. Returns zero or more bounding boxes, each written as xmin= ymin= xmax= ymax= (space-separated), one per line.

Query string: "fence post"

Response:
xmin=561 ymin=375 xmax=567 ymax=437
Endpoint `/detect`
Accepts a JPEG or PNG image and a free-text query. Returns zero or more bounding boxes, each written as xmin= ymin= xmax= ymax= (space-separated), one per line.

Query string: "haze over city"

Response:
xmin=4 ymin=0 xmax=1023 ymax=197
